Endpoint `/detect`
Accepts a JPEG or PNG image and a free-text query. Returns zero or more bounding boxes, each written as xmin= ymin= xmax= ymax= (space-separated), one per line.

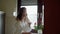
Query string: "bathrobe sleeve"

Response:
xmin=25 ymin=17 xmax=31 ymax=27
xmin=26 ymin=17 xmax=31 ymax=23
xmin=13 ymin=21 xmax=22 ymax=34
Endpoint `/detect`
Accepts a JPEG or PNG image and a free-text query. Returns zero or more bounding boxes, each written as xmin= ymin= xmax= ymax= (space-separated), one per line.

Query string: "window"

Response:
xmin=21 ymin=5 xmax=37 ymax=29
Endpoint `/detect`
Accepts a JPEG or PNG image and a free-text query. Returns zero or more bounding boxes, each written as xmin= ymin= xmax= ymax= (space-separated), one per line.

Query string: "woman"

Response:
xmin=14 ymin=7 xmax=31 ymax=34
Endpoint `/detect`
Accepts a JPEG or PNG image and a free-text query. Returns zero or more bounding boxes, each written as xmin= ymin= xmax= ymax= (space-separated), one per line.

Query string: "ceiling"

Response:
xmin=21 ymin=0 xmax=37 ymax=6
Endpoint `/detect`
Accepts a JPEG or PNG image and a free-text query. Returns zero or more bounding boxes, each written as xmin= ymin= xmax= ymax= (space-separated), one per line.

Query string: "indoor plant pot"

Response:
xmin=34 ymin=24 xmax=44 ymax=34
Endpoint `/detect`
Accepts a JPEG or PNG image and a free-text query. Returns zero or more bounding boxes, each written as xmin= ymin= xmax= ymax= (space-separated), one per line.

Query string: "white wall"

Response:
xmin=0 ymin=0 xmax=17 ymax=34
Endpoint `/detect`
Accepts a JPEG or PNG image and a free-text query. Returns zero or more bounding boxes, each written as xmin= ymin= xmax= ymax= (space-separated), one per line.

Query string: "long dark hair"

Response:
xmin=16 ymin=7 xmax=26 ymax=21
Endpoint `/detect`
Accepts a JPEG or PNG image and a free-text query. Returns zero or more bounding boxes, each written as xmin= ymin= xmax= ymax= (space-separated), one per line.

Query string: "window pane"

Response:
xmin=21 ymin=6 xmax=37 ymax=29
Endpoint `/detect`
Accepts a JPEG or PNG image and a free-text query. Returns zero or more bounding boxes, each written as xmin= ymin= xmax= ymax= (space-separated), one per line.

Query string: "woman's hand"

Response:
xmin=28 ymin=23 xmax=31 ymax=27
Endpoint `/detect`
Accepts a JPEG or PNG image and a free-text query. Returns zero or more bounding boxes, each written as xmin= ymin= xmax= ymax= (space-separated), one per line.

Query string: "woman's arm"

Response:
xmin=26 ymin=17 xmax=31 ymax=27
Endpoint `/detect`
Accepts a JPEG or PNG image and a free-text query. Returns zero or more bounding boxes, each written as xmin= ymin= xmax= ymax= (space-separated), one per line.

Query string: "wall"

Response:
xmin=0 ymin=0 xmax=2 ymax=9
xmin=0 ymin=0 xmax=17 ymax=34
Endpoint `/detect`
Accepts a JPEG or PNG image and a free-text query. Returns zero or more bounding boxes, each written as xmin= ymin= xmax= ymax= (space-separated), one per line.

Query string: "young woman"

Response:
xmin=14 ymin=7 xmax=31 ymax=34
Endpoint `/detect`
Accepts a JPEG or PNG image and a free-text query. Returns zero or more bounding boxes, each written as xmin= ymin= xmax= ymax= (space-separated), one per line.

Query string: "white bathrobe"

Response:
xmin=14 ymin=17 xmax=31 ymax=34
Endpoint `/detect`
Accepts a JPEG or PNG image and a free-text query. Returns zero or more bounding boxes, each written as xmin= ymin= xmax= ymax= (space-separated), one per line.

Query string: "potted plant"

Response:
xmin=34 ymin=23 xmax=44 ymax=34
